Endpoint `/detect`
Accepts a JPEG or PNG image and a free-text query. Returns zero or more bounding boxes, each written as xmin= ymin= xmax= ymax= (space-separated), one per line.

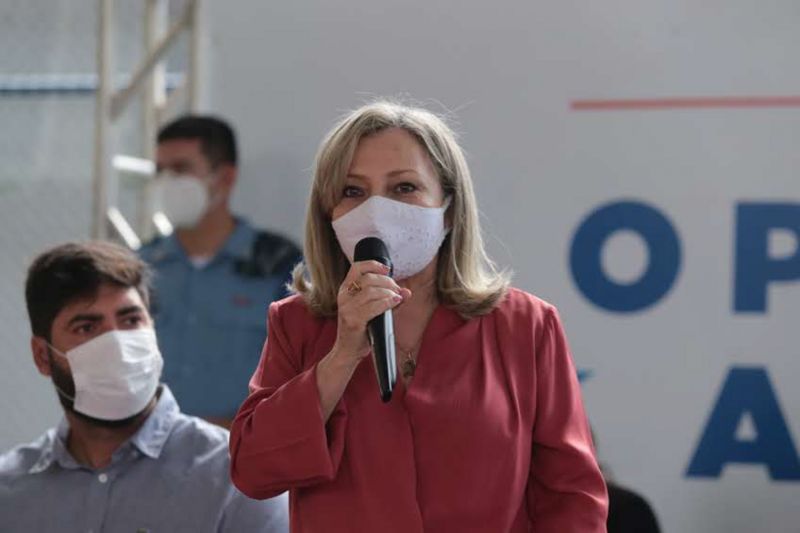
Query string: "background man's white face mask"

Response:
xmin=154 ymin=173 xmax=215 ymax=229
xmin=49 ymin=329 xmax=163 ymax=421
xmin=332 ymin=195 xmax=451 ymax=280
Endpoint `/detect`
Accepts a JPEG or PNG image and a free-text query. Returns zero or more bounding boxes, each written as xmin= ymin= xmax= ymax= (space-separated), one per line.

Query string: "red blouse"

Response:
xmin=230 ymin=288 xmax=608 ymax=532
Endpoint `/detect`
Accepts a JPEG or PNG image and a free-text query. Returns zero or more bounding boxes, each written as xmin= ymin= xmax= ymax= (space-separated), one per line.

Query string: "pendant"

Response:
xmin=401 ymin=358 xmax=417 ymax=379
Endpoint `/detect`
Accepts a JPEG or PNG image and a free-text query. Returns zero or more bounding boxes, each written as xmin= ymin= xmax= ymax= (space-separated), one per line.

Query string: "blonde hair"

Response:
xmin=292 ymin=100 xmax=509 ymax=318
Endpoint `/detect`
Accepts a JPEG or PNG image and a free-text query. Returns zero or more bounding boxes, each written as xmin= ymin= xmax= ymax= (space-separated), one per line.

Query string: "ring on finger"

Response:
xmin=346 ymin=280 xmax=362 ymax=296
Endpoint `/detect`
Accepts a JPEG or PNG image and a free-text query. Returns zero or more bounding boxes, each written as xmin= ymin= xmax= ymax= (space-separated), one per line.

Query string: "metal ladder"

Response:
xmin=92 ymin=0 xmax=200 ymax=247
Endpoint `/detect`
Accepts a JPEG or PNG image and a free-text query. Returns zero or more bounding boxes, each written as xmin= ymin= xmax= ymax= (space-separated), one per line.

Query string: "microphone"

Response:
xmin=354 ymin=237 xmax=397 ymax=403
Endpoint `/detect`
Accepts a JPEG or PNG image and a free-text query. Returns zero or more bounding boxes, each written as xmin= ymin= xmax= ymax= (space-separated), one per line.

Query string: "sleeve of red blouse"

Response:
xmin=527 ymin=306 xmax=609 ymax=531
xmin=229 ymin=301 xmax=348 ymax=500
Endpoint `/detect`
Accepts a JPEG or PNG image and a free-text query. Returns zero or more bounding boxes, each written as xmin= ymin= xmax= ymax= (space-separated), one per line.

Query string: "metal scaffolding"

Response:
xmin=92 ymin=0 xmax=200 ymax=246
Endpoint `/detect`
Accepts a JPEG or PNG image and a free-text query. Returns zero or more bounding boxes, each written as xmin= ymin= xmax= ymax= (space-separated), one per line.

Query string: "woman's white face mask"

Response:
xmin=332 ymin=195 xmax=451 ymax=280
xmin=48 ymin=329 xmax=163 ymax=421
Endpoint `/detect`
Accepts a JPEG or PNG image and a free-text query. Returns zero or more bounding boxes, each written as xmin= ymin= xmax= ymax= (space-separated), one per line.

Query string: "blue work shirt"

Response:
xmin=140 ymin=218 xmax=301 ymax=418
xmin=0 ymin=385 xmax=288 ymax=533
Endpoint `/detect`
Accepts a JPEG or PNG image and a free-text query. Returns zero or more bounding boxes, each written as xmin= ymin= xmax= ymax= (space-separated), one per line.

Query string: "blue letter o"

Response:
xmin=570 ymin=200 xmax=681 ymax=312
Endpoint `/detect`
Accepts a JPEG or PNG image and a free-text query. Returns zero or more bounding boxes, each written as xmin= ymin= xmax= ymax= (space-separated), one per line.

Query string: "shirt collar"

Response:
xmin=128 ymin=384 xmax=181 ymax=459
xmin=152 ymin=230 xmax=186 ymax=262
xmin=27 ymin=420 xmax=74 ymax=474
xmin=217 ymin=217 xmax=255 ymax=261
xmin=27 ymin=385 xmax=181 ymax=473
xmin=151 ymin=217 xmax=254 ymax=263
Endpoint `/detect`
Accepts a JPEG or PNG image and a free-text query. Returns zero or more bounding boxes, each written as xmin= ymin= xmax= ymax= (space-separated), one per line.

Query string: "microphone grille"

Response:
xmin=354 ymin=237 xmax=391 ymax=268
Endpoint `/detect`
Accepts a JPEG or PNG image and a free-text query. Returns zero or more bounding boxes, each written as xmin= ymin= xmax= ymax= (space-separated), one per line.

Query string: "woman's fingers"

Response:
xmin=358 ymin=273 xmax=402 ymax=293
xmin=335 ymin=260 xmax=407 ymax=356
xmin=338 ymin=261 xmax=403 ymax=300
xmin=343 ymin=260 xmax=390 ymax=284
xmin=339 ymin=288 xmax=401 ymax=324
xmin=358 ymin=293 xmax=403 ymax=321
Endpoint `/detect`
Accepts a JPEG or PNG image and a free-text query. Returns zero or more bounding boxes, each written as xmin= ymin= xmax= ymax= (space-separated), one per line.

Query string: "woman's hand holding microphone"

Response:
xmin=315 ymin=260 xmax=411 ymax=421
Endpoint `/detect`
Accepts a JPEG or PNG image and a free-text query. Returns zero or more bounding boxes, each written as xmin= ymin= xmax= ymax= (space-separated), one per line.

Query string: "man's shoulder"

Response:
xmin=0 ymin=429 xmax=55 ymax=482
xmin=248 ymin=225 xmax=300 ymax=251
xmin=170 ymin=413 xmax=229 ymax=444
xmin=139 ymin=234 xmax=176 ymax=264
xmin=165 ymin=412 xmax=230 ymax=454
xmin=608 ymin=482 xmax=661 ymax=531
xmin=236 ymin=224 xmax=302 ymax=279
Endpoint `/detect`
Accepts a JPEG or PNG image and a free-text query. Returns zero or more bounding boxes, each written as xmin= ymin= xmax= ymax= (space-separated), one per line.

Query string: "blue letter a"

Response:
xmin=686 ymin=367 xmax=800 ymax=480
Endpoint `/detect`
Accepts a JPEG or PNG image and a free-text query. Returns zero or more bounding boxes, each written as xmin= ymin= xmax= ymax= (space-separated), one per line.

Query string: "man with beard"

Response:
xmin=0 ymin=241 xmax=288 ymax=532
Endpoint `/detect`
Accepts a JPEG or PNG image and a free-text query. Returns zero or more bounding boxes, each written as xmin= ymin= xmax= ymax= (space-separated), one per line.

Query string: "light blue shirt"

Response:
xmin=0 ymin=386 xmax=288 ymax=533
xmin=140 ymin=219 xmax=301 ymax=418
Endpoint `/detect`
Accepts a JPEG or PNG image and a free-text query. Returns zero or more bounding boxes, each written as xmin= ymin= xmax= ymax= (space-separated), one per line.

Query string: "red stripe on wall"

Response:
xmin=571 ymin=96 xmax=800 ymax=111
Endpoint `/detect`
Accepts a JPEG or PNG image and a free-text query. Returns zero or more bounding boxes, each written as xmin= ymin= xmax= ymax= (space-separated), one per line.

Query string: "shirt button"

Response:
xmin=98 ymin=473 xmax=108 ymax=483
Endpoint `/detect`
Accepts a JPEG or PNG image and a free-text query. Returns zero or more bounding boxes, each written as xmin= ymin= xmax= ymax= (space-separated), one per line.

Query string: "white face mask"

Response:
xmin=332 ymin=195 xmax=451 ymax=280
xmin=154 ymin=173 xmax=211 ymax=229
xmin=49 ymin=329 xmax=163 ymax=421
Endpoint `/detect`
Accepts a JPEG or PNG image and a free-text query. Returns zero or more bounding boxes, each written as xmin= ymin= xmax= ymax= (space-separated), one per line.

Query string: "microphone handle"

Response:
xmin=367 ymin=308 xmax=396 ymax=403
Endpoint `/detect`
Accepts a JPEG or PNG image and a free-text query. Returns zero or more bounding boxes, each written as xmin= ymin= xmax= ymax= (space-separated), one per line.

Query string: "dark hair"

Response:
xmin=157 ymin=115 xmax=238 ymax=166
xmin=25 ymin=241 xmax=152 ymax=340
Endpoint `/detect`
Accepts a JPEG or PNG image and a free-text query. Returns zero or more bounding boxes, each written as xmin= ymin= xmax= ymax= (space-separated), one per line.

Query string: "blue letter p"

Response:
xmin=735 ymin=203 xmax=800 ymax=312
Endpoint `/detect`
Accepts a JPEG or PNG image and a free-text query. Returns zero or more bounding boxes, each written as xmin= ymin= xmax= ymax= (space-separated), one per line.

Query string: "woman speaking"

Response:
xmin=230 ymin=101 xmax=608 ymax=532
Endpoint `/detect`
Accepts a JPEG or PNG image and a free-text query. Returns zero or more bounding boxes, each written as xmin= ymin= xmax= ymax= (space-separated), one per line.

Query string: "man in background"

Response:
xmin=0 ymin=241 xmax=287 ymax=532
xmin=607 ymin=481 xmax=661 ymax=532
xmin=140 ymin=115 xmax=302 ymax=427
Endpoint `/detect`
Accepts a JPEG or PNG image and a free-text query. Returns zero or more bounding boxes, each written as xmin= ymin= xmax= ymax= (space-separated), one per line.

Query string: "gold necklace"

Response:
xmin=396 ymin=337 xmax=424 ymax=379
xmin=399 ymin=349 xmax=417 ymax=379
xmin=394 ymin=293 xmax=437 ymax=380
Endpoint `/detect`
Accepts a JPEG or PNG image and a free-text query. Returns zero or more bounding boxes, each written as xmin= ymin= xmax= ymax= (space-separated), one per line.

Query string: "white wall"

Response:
xmin=1 ymin=2 xmax=796 ymax=531
xmin=203 ymin=1 xmax=800 ymax=532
